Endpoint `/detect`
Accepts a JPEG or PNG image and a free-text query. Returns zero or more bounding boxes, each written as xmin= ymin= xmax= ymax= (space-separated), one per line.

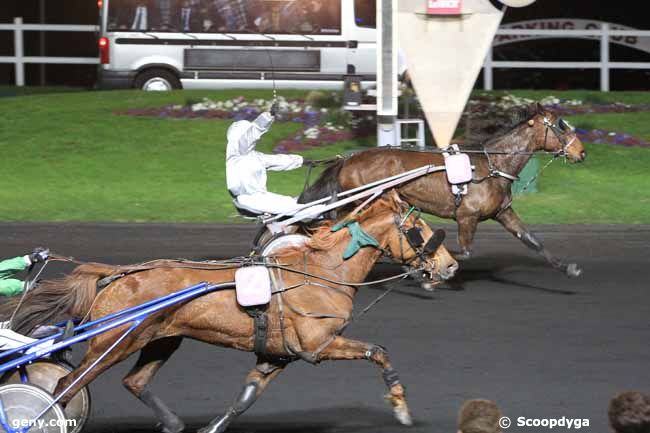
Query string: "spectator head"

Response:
xmin=608 ymin=391 xmax=650 ymax=433
xmin=458 ymin=399 xmax=502 ymax=433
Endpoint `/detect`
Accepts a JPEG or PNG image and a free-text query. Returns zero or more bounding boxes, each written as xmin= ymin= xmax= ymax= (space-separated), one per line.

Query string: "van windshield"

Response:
xmin=107 ymin=0 xmax=342 ymax=35
xmin=354 ymin=0 xmax=376 ymax=28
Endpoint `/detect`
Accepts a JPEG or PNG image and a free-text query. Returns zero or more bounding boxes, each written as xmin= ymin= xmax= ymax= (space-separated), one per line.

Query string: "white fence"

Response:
xmin=2 ymin=18 xmax=650 ymax=90
xmin=484 ymin=24 xmax=650 ymax=91
xmin=0 ymin=17 xmax=99 ymax=86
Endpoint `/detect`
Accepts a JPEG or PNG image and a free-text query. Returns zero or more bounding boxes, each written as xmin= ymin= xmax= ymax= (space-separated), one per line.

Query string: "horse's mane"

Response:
xmin=298 ymin=158 xmax=345 ymax=203
xmin=462 ymin=102 xmax=543 ymax=148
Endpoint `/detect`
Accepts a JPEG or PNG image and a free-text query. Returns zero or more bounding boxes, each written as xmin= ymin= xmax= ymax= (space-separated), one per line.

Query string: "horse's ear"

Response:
xmin=536 ymin=102 xmax=545 ymax=114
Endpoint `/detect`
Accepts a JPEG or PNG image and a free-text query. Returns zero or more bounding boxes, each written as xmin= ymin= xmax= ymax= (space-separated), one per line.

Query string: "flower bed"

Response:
xmin=119 ymin=92 xmax=650 ymax=150
xmin=119 ymin=94 xmax=375 ymax=152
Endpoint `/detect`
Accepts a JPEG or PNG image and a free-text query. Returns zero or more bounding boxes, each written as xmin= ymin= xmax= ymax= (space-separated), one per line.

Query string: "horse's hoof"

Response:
xmin=393 ymin=403 xmax=413 ymax=426
xmin=566 ymin=263 xmax=582 ymax=278
xmin=155 ymin=421 xmax=186 ymax=433
xmin=420 ymin=281 xmax=435 ymax=292
xmin=385 ymin=394 xmax=413 ymax=426
xmin=454 ymin=251 xmax=472 ymax=261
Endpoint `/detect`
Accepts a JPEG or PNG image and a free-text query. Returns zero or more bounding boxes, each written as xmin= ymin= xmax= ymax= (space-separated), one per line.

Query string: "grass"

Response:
xmin=0 ymin=85 xmax=86 ymax=98
xmin=0 ymin=88 xmax=649 ymax=223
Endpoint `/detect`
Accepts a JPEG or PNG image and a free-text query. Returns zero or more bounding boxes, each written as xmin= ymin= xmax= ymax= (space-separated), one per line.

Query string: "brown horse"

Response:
xmin=299 ymin=103 xmax=587 ymax=277
xmin=1 ymin=191 xmax=457 ymax=433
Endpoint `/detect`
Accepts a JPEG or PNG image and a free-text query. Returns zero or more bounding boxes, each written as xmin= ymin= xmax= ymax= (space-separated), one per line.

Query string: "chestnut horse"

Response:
xmin=2 ymin=191 xmax=457 ymax=433
xmin=299 ymin=103 xmax=587 ymax=277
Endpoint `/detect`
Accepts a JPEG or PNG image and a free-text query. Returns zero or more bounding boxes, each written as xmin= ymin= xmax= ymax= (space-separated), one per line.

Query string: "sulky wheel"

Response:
xmin=1 ymin=360 xmax=90 ymax=433
xmin=0 ymin=383 xmax=68 ymax=433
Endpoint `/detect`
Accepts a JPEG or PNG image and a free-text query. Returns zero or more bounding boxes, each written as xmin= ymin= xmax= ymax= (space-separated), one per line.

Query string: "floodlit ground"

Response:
xmin=0 ymin=88 xmax=648 ymax=223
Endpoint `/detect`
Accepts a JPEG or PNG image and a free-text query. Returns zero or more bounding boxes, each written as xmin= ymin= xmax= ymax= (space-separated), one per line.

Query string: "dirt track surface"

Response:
xmin=1 ymin=223 xmax=649 ymax=433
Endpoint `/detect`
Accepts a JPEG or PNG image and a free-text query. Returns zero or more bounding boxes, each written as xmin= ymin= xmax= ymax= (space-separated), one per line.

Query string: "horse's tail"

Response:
xmin=298 ymin=158 xmax=345 ymax=204
xmin=0 ymin=262 xmax=118 ymax=335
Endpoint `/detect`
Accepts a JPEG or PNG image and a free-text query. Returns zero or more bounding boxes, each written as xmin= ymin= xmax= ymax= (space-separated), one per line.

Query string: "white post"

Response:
xmin=484 ymin=46 xmax=494 ymax=91
xmin=14 ymin=17 xmax=25 ymax=87
xmin=376 ymin=0 xmax=398 ymax=147
xmin=416 ymin=120 xmax=425 ymax=149
xmin=600 ymin=23 xmax=610 ymax=92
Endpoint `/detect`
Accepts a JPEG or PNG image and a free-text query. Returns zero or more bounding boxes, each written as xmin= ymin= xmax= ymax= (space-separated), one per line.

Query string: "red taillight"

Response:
xmin=97 ymin=0 xmax=103 ymax=8
xmin=99 ymin=37 xmax=109 ymax=64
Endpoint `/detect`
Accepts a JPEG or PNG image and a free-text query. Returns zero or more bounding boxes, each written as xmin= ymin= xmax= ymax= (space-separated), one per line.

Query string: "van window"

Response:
xmin=354 ymin=0 xmax=376 ymax=28
xmin=108 ymin=0 xmax=342 ymax=35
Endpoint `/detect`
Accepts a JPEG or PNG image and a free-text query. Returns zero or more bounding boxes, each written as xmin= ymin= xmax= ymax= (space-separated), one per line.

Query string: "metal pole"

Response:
xmin=484 ymin=46 xmax=494 ymax=91
xmin=13 ymin=17 xmax=25 ymax=86
xmin=376 ymin=0 xmax=398 ymax=147
xmin=39 ymin=0 xmax=46 ymax=86
xmin=600 ymin=23 xmax=610 ymax=92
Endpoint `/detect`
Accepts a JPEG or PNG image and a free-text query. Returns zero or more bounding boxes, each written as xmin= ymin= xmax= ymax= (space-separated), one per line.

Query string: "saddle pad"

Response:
xmin=444 ymin=153 xmax=473 ymax=184
xmin=0 ymin=328 xmax=54 ymax=354
xmin=261 ymin=234 xmax=309 ymax=257
xmin=235 ymin=266 xmax=272 ymax=307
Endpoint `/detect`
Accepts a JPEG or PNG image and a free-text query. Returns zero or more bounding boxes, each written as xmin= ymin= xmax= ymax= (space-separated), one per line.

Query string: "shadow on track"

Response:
xmin=368 ymin=255 xmax=578 ymax=296
xmin=90 ymin=406 xmax=429 ymax=433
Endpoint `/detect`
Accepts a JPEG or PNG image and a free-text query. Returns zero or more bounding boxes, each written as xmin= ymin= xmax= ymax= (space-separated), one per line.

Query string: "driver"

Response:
xmin=0 ymin=248 xmax=49 ymax=297
xmin=226 ymin=103 xmax=313 ymax=216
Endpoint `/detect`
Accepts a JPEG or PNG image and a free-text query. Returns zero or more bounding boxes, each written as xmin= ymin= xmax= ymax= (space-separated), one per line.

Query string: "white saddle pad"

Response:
xmin=235 ymin=266 xmax=272 ymax=307
xmin=0 ymin=328 xmax=54 ymax=354
xmin=444 ymin=153 xmax=473 ymax=184
xmin=261 ymin=234 xmax=309 ymax=257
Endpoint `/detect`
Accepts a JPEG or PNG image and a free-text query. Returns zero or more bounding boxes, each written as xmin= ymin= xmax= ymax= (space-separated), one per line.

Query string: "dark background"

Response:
xmin=1 ymin=0 xmax=649 ymax=89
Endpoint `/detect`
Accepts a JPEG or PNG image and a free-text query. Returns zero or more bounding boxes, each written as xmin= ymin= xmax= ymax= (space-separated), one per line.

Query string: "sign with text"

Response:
xmin=427 ymin=0 xmax=462 ymax=15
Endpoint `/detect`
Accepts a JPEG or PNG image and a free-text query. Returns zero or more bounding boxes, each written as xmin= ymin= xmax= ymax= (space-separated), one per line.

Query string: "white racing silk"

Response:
xmin=226 ymin=112 xmax=304 ymax=215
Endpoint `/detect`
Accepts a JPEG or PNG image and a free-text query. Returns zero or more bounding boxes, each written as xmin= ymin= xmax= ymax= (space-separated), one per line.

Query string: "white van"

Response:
xmin=98 ymin=0 xmax=378 ymax=90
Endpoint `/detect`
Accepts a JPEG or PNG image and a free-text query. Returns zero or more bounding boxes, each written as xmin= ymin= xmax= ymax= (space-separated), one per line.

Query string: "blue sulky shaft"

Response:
xmin=0 ymin=281 xmax=236 ymax=433
xmin=0 ymin=281 xmax=231 ymax=363
xmin=0 ymin=281 xmax=235 ymax=375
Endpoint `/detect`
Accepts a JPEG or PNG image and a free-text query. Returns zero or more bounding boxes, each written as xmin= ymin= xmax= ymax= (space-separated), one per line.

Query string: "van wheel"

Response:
xmin=134 ymin=68 xmax=181 ymax=91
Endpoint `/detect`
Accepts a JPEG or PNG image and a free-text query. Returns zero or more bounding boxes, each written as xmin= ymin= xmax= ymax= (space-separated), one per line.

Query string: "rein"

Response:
xmin=469 ymin=115 xmax=575 ymax=186
xmin=6 ymin=259 xmax=51 ymax=330
xmin=302 ymin=155 xmax=344 ymax=193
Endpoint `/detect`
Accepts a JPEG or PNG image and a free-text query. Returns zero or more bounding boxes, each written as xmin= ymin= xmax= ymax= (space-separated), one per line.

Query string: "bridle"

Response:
xmin=542 ymin=116 xmax=578 ymax=157
xmin=389 ymin=206 xmax=446 ymax=269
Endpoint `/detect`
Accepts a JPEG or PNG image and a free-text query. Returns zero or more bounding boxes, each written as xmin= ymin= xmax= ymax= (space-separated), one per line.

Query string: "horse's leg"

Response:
xmin=55 ymin=343 xmax=134 ymax=407
xmin=318 ymin=336 xmax=412 ymax=426
xmin=122 ymin=337 xmax=185 ymax=433
xmin=495 ymin=207 xmax=581 ymax=277
xmin=455 ymin=214 xmax=479 ymax=260
xmin=197 ymin=360 xmax=288 ymax=433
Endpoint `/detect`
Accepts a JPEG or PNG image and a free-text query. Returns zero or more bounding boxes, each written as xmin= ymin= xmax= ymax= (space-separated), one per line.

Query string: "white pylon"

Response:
xmin=397 ymin=0 xmax=505 ymax=148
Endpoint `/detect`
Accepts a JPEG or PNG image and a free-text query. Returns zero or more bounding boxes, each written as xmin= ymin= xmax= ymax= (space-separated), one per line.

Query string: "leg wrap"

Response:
xmin=382 ymin=367 xmax=401 ymax=388
xmin=364 ymin=345 xmax=387 ymax=361
xmin=231 ymin=383 xmax=258 ymax=414
xmin=139 ymin=388 xmax=184 ymax=433
xmin=520 ymin=231 xmax=543 ymax=252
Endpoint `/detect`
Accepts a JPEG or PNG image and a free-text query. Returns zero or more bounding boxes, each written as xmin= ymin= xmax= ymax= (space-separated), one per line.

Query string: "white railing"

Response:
xmin=0 ymin=17 xmax=99 ymax=86
xmin=2 ymin=19 xmax=650 ymax=91
xmin=484 ymin=24 xmax=650 ymax=92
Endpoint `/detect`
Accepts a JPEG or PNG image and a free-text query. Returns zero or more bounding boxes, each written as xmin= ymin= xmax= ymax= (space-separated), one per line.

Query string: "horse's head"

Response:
xmin=368 ymin=191 xmax=459 ymax=284
xmin=531 ymin=103 xmax=586 ymax=163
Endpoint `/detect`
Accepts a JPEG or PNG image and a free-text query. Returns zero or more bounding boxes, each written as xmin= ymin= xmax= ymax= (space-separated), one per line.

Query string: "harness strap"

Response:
xmin=490 ymin=169 xmax=519 ymax=182
xmin=252 ymin=310 xmax=269 ymax=357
